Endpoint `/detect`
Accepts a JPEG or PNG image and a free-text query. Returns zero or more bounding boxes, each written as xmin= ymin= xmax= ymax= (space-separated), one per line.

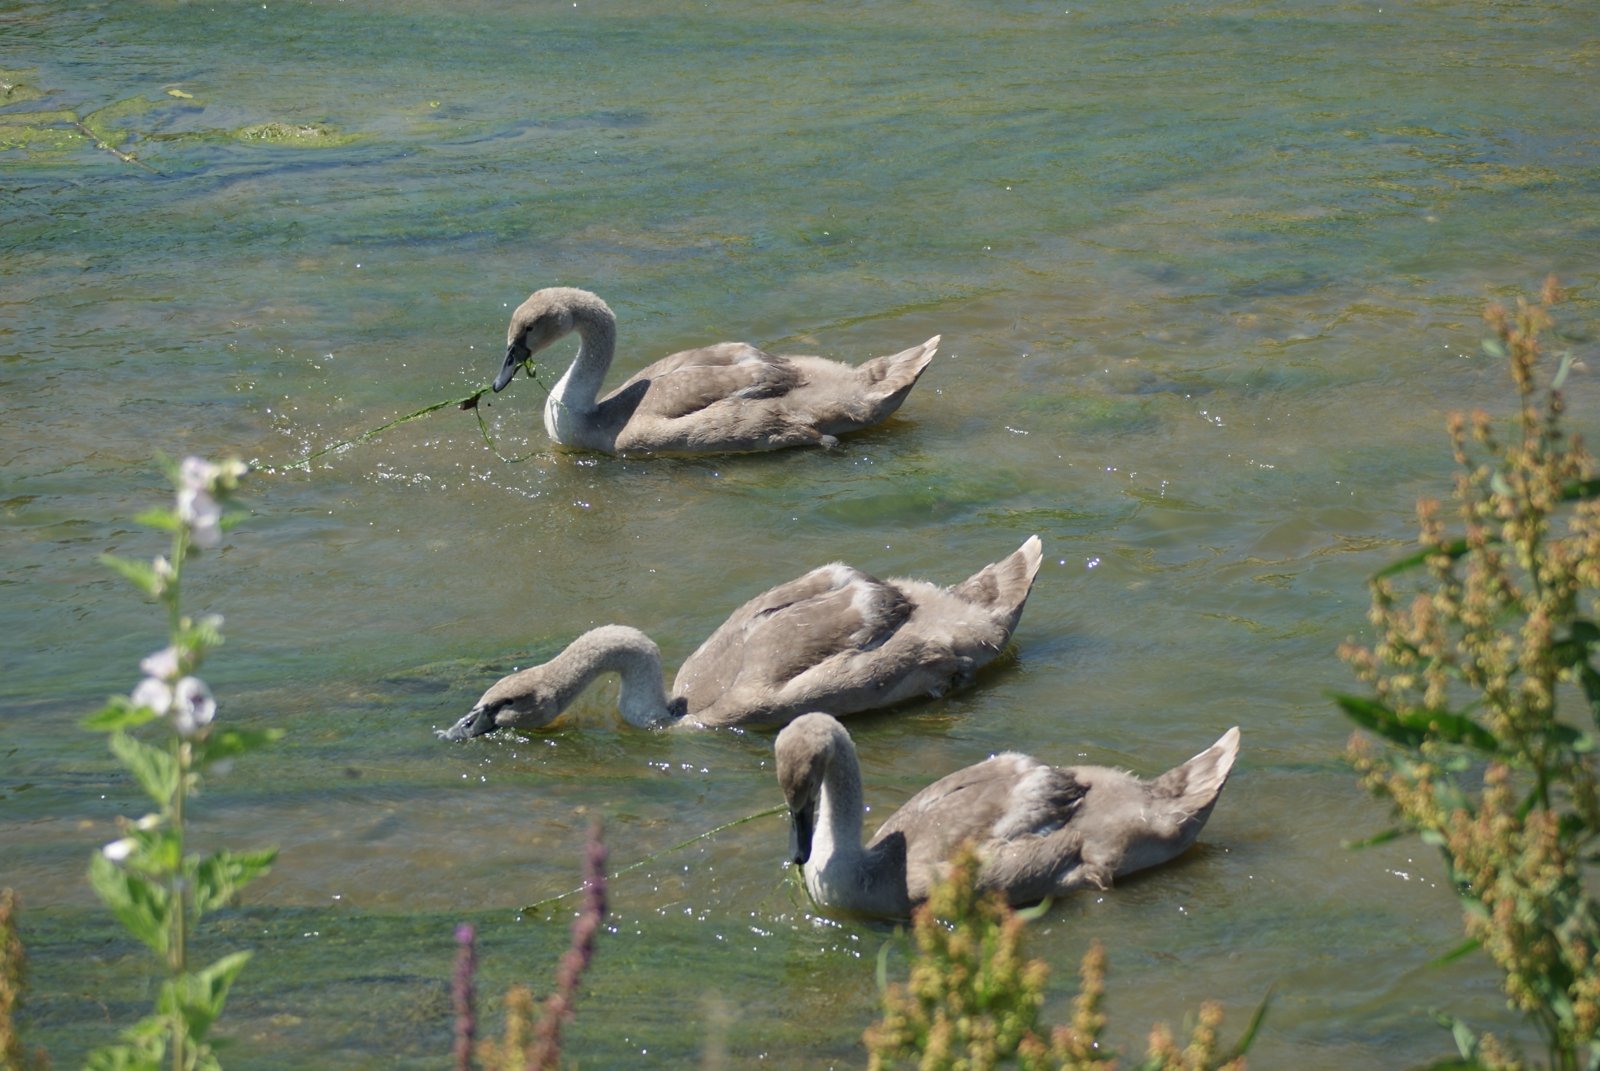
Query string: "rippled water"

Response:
xmin=4 ymin=1 xmax=1598 ymax=1067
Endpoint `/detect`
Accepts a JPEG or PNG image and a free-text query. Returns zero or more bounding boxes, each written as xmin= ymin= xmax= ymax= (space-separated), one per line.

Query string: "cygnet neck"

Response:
xmin=557 ymin=625 xmax=675 ymax=728
xmin=545 ymin=295 xmax=619 ymax=441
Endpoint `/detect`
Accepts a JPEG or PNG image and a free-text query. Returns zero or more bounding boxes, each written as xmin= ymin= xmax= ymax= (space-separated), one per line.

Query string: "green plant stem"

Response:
xmin=167 ymin=527 xmax=187 ymax=636
xmin=170 ymin=739 xmax=188 ymax=1071
xmin=274 ymin=389 xmax=489 ymax=472
xmin=166 ymin=523 xmax=190 ymax=1071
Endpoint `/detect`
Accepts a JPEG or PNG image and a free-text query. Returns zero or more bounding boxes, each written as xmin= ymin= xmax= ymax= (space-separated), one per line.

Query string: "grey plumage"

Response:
xmin=438 ymin=537 xmax=1043 ymax=740
xmin=776 ymin=712 xmax=1241 ymax=917
xmin=491 ymin=287 xmax=937 ymax=455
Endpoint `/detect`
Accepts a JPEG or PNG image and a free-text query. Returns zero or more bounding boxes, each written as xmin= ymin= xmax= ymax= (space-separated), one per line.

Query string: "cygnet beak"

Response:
xmin=493 ymin=338 xmax=532 ymax=392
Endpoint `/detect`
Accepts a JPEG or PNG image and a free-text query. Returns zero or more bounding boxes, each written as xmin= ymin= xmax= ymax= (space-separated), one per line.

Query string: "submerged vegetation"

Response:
xmin=1338 ymin=278 xmax=1600 ymax=1070
xmin=0 ymin=68 xmax=357 ymax=166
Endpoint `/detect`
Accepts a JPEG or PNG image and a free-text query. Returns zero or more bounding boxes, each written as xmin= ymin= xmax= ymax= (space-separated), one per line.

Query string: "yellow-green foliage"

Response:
xmin=865 ymin=847 xmax=1051 ymax=1069
xmin=864 ymin=845 xmax=1250 ymax=1071
xmin=1340 ymin=277 xmax=1600 ymax=1071
xmin=475 ymin=985 xmax=542 ymax=1071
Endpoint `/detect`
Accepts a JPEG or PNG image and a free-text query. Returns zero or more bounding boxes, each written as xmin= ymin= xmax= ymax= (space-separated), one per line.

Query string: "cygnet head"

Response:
xmin=437 ymin=668 xmax=563 ymax=741
xmin=493 ymin=288 xmax=608 ymax=392
xmin=775 ymin=713 xmax=853 ymax=864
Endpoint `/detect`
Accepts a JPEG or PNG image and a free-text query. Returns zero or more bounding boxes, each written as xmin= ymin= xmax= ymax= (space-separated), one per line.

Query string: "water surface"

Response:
xmin=4 ymin=1 xmax=1598 ymax=1067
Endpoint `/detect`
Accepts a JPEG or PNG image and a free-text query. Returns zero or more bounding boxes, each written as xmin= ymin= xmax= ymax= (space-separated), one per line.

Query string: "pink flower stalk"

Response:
xmin=527 ymin=820 xmax=608 ymax=1071
xmin=452 ymin=923 xmax=476 ymax=1071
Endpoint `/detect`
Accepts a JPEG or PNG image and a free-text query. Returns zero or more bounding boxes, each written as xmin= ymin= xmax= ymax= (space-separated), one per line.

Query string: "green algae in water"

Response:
xmin=232 ymin=121 xmax=359 ymax=147
xmin=79 ymin=94 xmax=162 ymax=148
xmin=1 ymin=67 xmax=46 ymax=105
xmin=0 ymin=90 xmax=165 ymax=163
xmin=0 ymin=111 xmax=81 ymax=154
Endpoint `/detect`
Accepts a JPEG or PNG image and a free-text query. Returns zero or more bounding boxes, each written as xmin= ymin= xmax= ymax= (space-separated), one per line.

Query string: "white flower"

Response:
xmin=171 ymin=676 xmax=215 ymax=737
xmin=102 ymin=837 xmax=137 ymax=862
xmin=178 ymin=456 xmax=247 ymax=495
xmin=178 ymin=486 xmax=223 ymax=548
xmin=131 ymin=676 xmax=173 ymax=715
xmin=179 ymin=456 xmax=220 ymax=493
xmin=175 ymin=456 xmax=245 ymax=549
xmin=140 ymin=646 xmax=180 ymax=681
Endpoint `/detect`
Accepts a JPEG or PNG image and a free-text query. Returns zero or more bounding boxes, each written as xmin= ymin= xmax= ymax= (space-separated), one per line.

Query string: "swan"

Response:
xmin=438 ymin=536 xmax=1042 ymax=740
xmin=489 ymin=287 xmax=939 ymax=455
xmin=775 ymin=712 xmax=1241 ymax=917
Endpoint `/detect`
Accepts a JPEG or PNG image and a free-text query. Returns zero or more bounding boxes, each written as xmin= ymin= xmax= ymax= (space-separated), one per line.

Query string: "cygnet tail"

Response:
xmin=1149 ymin=726 xmax=1241 ymax=825
xmin=950 ymin=534 xmax=1044 ymax=634
xmin=857 ymin=335 xmax=938 ymax=408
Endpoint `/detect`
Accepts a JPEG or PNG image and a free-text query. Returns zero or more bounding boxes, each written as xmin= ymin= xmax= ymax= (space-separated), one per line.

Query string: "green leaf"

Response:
xmin=1481 ymin=337 xmax=1506 ymax=359
xmin=1333 ymin=694 xmax=1498 ymax=752
xmin=145 ymin=825 xmax=183 ymax=874
xmin=1343 ymin=827 xmax=1404 ymax=850
xmin=1424 ymin=711 xmax=1502 ymax=752
xmin=1220 ymin=985 xmax=1273 ymax=1064
xmin=157 ymin=950 xmax=253 ymax=1041
xmin=1552 ymin=349 xmax=1575 ymax=390
xmin=875 ymin=936 xmax=894 ymax=995
xmin=1581 ymin=663 xmax=1600 ymax=732
xmin=1561 ymin=477 xmax=1600 ymax=502
xmin=83 ymin=695 xmax=161 ymax=733
xmin=1336 ymin=693 xmax=1418 ymax=742
xmin=83 ymin=1023 xmax=165 ymax=1071
xmin=132 ymin=506 xmax=180 ymax=533
xmin=1433 ymin=1009 xmax=1479 ymax=1060
xmin=1371 ymin=539 xmax=1473 ymax=581
xmin=1551 ymin=620 xmax=1599 ymax=669
xmin=1013 ymin=896 xmax=1053 ymax=922
xmin=99 ymin=553 xmax=162 ymax=597
xmin=87 ymin=852 xmax=171 ymax=955
xmin=1428 ymin=936 xmax=1481 ymax=967
xmin=190 ymin=847 xmax=278 ymax=914
xmin=1550 ymin=620 xmax=1600 ymax=729
xmin=109 ymin=730 xmax=179 ymax=805
xmin=1544 ymin=722 xmax=1596 ymax=754
xmin=194 ymin=726 xmax=282 ymax=766
xmin=176 ymin=615 xmax=225 ymax=655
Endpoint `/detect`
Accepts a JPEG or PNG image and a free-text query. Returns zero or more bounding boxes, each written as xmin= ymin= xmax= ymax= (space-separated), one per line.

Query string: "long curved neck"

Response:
xmin=805 ymin=729 xmax=916 ymax=916
xmin=813 ymin=741 xmax=867 ymax=870
xmin=799 ymin=734 xmax=902 ymax=915
xmin=544 ymin=298 xmax=618 ymax=445
xmin=554 ymin=625 xmax=674 ymax=728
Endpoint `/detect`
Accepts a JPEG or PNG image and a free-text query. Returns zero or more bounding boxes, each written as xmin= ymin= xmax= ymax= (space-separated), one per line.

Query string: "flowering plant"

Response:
xmin=1338 ymin=279 xmax=1600 ymax=1070
xmin=864 ymin=844 xmax=1260 ymax=1071
xmin=83 ymin=456 xmax=279 ymax=1071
